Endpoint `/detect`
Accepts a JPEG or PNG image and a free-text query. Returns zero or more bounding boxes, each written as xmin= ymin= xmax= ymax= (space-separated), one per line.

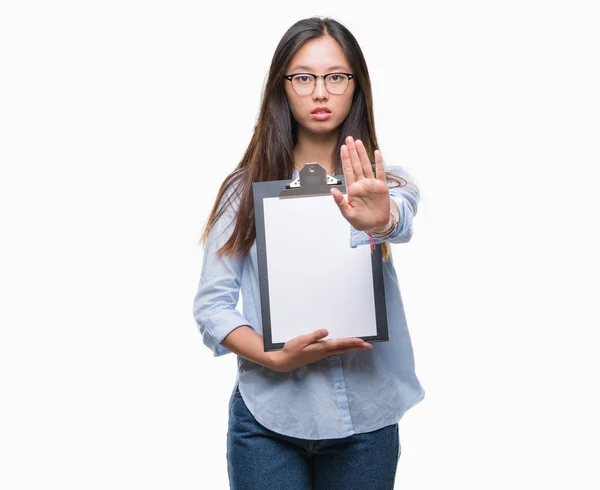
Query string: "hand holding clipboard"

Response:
xmin=267 ymin=328 xmax=372 ymax=373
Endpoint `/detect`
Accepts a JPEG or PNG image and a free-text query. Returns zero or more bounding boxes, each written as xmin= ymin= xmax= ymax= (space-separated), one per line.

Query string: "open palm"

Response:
xmin=331 ymin=136 xmax=391 ymax=232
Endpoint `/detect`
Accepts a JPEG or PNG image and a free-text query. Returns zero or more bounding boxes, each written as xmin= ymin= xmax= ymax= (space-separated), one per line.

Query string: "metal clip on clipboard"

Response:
xmin=280 ymin=162 xmax=377 ymax=253
xmin=279 ymin=163 xmax=345 ymax=198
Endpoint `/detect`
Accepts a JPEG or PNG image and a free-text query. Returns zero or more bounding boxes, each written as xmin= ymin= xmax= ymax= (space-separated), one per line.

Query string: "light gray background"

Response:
xmin=1 ymin=1 xmax=598 ymax=489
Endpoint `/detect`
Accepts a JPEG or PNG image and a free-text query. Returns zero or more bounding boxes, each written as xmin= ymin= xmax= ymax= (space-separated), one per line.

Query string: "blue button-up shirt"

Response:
xmin=193 ymin=165 xmax=425 ymax=440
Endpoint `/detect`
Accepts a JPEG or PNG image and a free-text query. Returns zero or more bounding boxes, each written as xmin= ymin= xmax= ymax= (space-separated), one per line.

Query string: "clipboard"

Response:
xmin=252 ymin=163 xmax=389 ymax=352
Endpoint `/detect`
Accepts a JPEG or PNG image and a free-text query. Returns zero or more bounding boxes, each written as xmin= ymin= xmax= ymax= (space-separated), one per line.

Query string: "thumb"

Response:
xmin=331 ymin=188 xmax=349 ymax=217
xmin=306 ymin=329 xmax=328 ymax=345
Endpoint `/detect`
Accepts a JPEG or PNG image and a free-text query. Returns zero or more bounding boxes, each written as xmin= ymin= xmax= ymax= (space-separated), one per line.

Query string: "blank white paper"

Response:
xmin=263 ymin=192 xmax=378 ymax=343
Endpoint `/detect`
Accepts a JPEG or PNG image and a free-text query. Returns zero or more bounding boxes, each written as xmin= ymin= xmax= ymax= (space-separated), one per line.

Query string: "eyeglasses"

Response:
xmin=283 ymin=72 xmax=355 ymax=95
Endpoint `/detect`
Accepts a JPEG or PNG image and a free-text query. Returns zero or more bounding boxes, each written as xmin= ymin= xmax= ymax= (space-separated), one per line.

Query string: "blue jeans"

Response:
xmin=227 ymin=386 xmax=401 ymax=490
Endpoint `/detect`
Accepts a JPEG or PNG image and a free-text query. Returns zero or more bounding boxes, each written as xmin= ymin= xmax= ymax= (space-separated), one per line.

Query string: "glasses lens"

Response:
xmin=292 ymin=74 xmax=316 ymax=95
xmin=325 ymin=73 xmax=349 ymax=94
xmin=291 ymin=74 xmax=350 ymax=95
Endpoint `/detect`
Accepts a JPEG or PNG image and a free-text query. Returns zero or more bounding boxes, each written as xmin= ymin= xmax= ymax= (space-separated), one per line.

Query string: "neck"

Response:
xmin=293 ymin=127 xmax=339 ymax=175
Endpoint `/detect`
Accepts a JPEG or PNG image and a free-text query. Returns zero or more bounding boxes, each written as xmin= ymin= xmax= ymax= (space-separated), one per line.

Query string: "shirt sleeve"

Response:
xmin=192 ymin=185 xmax=254 ymax=357
xmin=349 ymin=164 xmax=420 ymax=247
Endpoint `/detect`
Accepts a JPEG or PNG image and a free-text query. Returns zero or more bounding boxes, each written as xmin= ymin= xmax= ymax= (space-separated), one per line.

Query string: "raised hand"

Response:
xmin=330 ymin=136 xmax=391 ymax=233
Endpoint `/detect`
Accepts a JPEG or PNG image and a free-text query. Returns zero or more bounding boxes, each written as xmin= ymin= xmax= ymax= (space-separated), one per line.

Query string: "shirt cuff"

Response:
xmin=200 ymin=308 xmax=255 ymax=357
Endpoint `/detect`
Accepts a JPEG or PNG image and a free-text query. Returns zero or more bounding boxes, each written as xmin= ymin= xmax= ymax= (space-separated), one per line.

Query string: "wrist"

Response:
xmin=371 ymin=200 xmax=400 ymax=239
xmin=264 ymin=351 xmax=283 ymax=372
xmin=371 ymin=213 xmax=394 ymax=235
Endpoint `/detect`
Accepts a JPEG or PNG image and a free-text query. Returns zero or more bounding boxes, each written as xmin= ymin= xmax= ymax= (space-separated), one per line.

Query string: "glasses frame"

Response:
xmin=283 ymin=72 xmax=356 ymax=95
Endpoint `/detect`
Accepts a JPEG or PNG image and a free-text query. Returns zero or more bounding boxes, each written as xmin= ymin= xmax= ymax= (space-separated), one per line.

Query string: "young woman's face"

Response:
xmin=284 ymin=36 xmax=355 ymax=134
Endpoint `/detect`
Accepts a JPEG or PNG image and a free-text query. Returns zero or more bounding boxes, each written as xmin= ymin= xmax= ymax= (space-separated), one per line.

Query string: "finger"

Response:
xmin=374 ymin=149 xmax=386 ymax=182
xmin=355 ymin=139 xmax=374 ymax=179
xmin=323 ymin=338 xmax=365 ymax=352
xmin=329 ymin=344 xmax=372 ymax=356
xmin=302 ymin=329 xmax=329 ymax=347
xmin=330 ymin=187 xmax=350 ymax=218
xmin=306 ymin=337 xmax=359 ymax=354
xmin=345 ymin=136 xmax=365 ymax=180
xmin=340 ymin=144 xmax=355 ymax=187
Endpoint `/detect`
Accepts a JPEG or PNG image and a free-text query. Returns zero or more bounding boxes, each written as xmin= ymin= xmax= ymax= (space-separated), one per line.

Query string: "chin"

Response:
xmin=306 ymin=126 xmax=337 ymax=136
xmin=306 ymin=119 xmax=337 ymax=130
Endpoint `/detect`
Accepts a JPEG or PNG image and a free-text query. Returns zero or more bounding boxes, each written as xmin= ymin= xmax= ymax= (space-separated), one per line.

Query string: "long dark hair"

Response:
xmin=200 ymin=16 xmax=406 ymax=261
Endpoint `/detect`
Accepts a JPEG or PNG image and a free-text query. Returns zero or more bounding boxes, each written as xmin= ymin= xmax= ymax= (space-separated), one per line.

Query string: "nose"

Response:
xmin=313 ymin=76 xmax=328 ymax=101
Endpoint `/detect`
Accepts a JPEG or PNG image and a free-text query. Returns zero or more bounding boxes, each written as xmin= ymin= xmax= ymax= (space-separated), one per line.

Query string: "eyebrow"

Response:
xmin=289 ymin=64 xmax=349 ymax=72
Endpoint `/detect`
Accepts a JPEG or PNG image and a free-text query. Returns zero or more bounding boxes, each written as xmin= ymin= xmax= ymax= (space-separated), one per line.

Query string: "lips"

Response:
xmin=311 ymin=107 xmax=331 ymax=114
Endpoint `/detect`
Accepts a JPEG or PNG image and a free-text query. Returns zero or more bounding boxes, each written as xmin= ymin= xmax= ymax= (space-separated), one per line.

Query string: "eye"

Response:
xmin=294 ymin=74 xmax=314 ymax=84
xmin=326 ymin=74 xmax=346 ymax=83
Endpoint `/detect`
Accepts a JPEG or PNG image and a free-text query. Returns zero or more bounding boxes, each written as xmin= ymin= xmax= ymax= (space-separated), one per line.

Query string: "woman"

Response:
xmin=193 ymin=16 xmax=424 ymax=490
